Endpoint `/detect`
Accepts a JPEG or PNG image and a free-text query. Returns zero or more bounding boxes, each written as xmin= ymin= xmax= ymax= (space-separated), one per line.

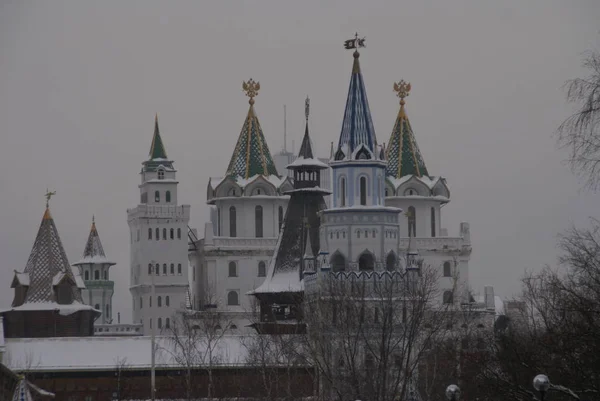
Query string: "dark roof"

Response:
xmin=298 ymin=123 xmax=314 ymax=159
xmin=143 ymin=114 xmax=174 ymax=171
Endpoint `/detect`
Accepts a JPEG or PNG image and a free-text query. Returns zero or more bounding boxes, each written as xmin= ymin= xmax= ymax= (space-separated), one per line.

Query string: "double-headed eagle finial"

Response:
xmin=242 ymin=78 xmax=260 ymax=105
xmin=393 ymin=80 xmax=411 ymax=106
xmin=45 ymin=188 xmax=56 ymax=208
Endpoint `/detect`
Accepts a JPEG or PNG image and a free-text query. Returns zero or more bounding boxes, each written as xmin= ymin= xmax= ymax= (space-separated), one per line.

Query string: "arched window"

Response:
xmin=170 ymin=228 xmax=174 ymax=239
xmin=155 ymin=191 xmax=160 ymax=203
xmin=443 ymin=290 xmax=454 ymax=304
xmin=155 ymin=228 xmax=159 ymax=241
xmin=278 ymin=206 xmax=284 ymax=231
xmin=177 ymin=263 xmax=182 ymax=275
xmin=166 ymin=318 xmax=170 ymax=329
xmin=177 ymin=228 xmax=181 ymax=239
xmin=229 ymin=206 xmax=237 ymax=237
xmin=155 ymin=263 xmax=160 ymax=276
xmin=84 ymin=271 xmax=89 ymax=280
xmin=258 ymin=261 xmax=266 ymax=277
xmin=229 ymin=261 xmax=238 ymax=277
xmin=158 ymin=296 xmax=162 ymax=307
xmin=340 ymin=177 xmax=346 ymax=207
xmin=140 ymin=297 xmax=143 ymax=309
xmin=94 ymin=270 xmax=100 ymax=280
xmin=443 ymin=261 xmax=452 ymax=277
xmin=386 ymin=253 xmax=397 ymax=271
xmin=358 ymin=252 xmax=375 ymax=271
xmin=170 ymin=263 xmax=174 ymax=275
xmin=163 ymin=263 xmax=167 ymax=275
xmin=150 ymin=318 xmax=152 ymax=329
xmin=148 ymin=228 xmax=152 ymax=240
xmin=104 ymin=271 xmax=108 ymax=280
xmin=431 ymin=207 xmax=436 ymax=237
xmin=95 ymin=303 xmax=100 ymax=311
xmin=227 ymin=291 xmax=239 ymax=305
xmin=163 ymin=228 xmax=167 ymax=240
xmin=157 ymin=169 xmax=164 ymax=180
xmin=148 ymin=264 xmax=152 ymax=275
xmin=166 ymin=296 xmax=170 ymax=306
xmin=166 ymin=191 xmax=171 ymax=203
xmin=385 ymin=188 xmax=389 ymax=197
xmin=255 ymin=205 xmax=263 ymax=238
xmin=408 ymin=206 xmax=416 ymax=237
xmin=360 ymin=176 xmax=367 ymax=205
xmin=149 ymin=296 xmax=152 ymax=307
xmin=331 ymin=253 xmax=346 ymax=272
xmin=158 ymin=318 xmax=162 ymax=329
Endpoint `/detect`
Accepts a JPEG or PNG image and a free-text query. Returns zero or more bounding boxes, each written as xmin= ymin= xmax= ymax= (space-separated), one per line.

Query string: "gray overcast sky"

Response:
xmin=1 ymin=1 xmax=599 ymax=323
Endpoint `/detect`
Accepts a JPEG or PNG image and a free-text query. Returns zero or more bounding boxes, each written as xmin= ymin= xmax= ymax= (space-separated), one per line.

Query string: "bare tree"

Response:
xmin=557 ymin=47 xmax=600 ymax=190
xmin=302 ymin=260 xmax=457 ymax=401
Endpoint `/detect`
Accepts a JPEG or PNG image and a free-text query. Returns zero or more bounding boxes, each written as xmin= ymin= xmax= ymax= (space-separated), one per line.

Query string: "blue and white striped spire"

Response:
xmin=336 ymin=36 xmax=378 ymax=160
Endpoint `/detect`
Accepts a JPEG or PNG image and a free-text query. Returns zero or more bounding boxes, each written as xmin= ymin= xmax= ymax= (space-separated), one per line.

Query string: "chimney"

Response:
xmin=484 ymin=286 xmax=495 ymax=310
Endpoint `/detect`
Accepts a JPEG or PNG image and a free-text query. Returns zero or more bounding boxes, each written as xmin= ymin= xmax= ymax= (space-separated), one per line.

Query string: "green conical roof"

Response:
xmin=226 ymin=93 xmax=278 ymax=179
xmin=385 ymin=95 xmax=429 ymax=178
xmin=149 ymin=113 xmax=168 ymax=159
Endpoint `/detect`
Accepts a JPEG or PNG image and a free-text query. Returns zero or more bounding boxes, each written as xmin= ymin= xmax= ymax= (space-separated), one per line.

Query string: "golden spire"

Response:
xmin=393 ymin=80 xmax=411 ymax=118
xmin=91 ymin=215 xmax=97 ymax=232
xmin=242 ymin=78 xmax=260 ymax=106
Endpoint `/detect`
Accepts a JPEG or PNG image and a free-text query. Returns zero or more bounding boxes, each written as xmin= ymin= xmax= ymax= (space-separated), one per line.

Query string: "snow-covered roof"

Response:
xmin=286 ymin=156 xmax=329 ymax=170
xmin=283 ymin=186 xmax=331 ymax=195
xmin=0 ymin=301 xmax=99 ymax=316
xmin=12 ymin=272 xmax=29 ymax=286
xmin=72 ymin=218 xmax=115 ymax=267
xmin=251 ymin=269 xmax=305 ymax=295
xmin=210 ymin=174 xmax=286 ymax=191
xmin=4 ymin=335 xmax=249 ymax=371
xmin=144 ymin=178 xmax=178 ymax=184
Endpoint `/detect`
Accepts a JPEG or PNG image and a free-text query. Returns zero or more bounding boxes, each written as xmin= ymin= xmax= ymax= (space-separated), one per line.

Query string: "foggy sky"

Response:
xmin=1 ymin=0 xmax=599 ymax=323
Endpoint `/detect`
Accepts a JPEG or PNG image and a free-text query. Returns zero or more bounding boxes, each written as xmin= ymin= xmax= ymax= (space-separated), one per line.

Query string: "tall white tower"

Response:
xmin=73 ymin=217 xmax=116 ymax=324
xmin=128 ymin=115 xmax=191 ymax=334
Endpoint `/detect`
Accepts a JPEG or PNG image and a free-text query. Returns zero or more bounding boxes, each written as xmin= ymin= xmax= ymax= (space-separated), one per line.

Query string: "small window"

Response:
xmin=229 ymin=261 xmax=238 ymax=277
xmin=258 ymin=261 xmax=266 ymax=277
xmin=443 ymin=262 xmax=452 ymax=277
xmin=158 ymin=170 xmax=165 ymax=180
xmin=177 ymin=263 xmax=182 ymax=275
xmin=166 ymin=296 xmax=170 ymax=307
xmin=95 ymin=303 xmax=100 ymax=310
xmin=407 ymin=206 xmax=416 ymax=237
xmin=94 ymin=270 xmax=99 ymax=280
xmin=158 ymin=318 xmax=162 ymax=329
xmin=340 ymin=177 xmax=346 ymax=207
xmin=443 ymin=290 xmax=454 ymax=304
xmin=227 ymin=291 xmax=239 ymax=305
xmin=155 ymin=228 xmax=159 ymax=241
xmin=148 ymin=264 xmax=152 ymax=275
xmin=255 ymin=205 xmax=263 ymax=238
xmin=149 ymin=296 xmax=152 ymax=307
xmin=148 ymin=228 xmax=152 ymax=240
xmin=177 ymin=228 xmax=181 ymax=239
xmin=140 ymin=297 xmax=143 ymax=309
xmin=360 ymin=176 xmax=367 ymax=205
xmin=170 ymin=228 xmax=174 ymax=239
xmin=357 ymin=231 xmax=361 ymax=238
xmin=158 ymin=296 xmax=162 ymax=307
xmin=431 ymin=207 xmax=436 ymax=237
xmin=163 ymin=263 xmax=167 ymax=275
xmin=166 ymin=318 xmax=170 ymax=329
xmin=166 ymin=191 xmax=171 ymax=203
xmin=229 ymin=206 xmax=237 ymax=237
xmin=156 ymin=263 xmax=160 ymax=276
xmin=170 ymin=263 xmax=175 ymax=275
xmin=155 ymin=190 xmax=160 ymax=202
xmin=84 ymin=271 xmax=89 ymax=280
xmin=163 ymin=228 xmax=167 ymax=240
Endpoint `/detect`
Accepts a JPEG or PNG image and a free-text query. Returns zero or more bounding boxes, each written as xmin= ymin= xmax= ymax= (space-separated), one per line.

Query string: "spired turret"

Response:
xmin=249 ymin=97 xmax=330 ymax=334
xmin=0 ymin=193 xmax=99 ymax=338
xmin=73 ymin=216 xmax=116 ymax=324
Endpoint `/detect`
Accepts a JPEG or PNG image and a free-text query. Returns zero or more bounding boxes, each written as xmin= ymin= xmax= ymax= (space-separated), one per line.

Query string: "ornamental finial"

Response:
xmin=393 ymin=80 xmax=411 ymax=106
xmin=242 ymin=78 xmax=260 ymax=105
xmin=45 ymin=188 xmax=56 ymax=208
xmin=305 ymin=96 xmax=310 ymax=121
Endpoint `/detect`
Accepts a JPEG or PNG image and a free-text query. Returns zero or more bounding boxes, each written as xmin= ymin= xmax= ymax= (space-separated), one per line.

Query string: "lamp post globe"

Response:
xmin=533 ymin=374 xmax=550 ymax=401
xmin=446 ymin=384 xmax=461 ymax=401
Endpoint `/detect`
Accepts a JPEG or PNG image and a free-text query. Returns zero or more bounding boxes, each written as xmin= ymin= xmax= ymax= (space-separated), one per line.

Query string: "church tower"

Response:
xmin=128 ymin=115 xmax=191 ymax=334
xmin=73 ymin=217 xmax=116 ymax=324
xmin=191 ymin=80 xmax=292 ymax=324
xmin=320 ymin=40 xmax=403 ymax=273
xmin=383 ymin=81 xmax=472 ymax=304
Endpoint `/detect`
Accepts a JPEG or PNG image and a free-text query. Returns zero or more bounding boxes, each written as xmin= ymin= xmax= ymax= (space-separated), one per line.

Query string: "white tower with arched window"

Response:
xmin=320 ymin=49 xmax=404 ymax=273
xmin=127 ymin=115 xmax=191 ymax=334
xmin=189 ymin=80 xmax=292 ymax=330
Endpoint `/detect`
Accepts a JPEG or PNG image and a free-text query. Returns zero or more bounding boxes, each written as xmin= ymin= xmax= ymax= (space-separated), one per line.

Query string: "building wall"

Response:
xmin=2 ymin=311 xmax=95 ymax=338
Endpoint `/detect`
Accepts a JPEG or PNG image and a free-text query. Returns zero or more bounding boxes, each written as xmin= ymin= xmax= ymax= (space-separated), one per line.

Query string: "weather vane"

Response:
xmin=344 ymin=32 xmax=366 ymax=50
xmin=393 ymin=80 xmax=411 ymax=106
xmin=305 ymin=96 xmax=310 ymax=121
xmin=242 ymin=78 xmax=260 ymax=105
xmin=45 ymin=188 xmax=56 ymax=207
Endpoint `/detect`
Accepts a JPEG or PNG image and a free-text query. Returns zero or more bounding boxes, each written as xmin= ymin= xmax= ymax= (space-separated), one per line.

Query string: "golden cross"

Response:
xmin=242 ymin=78 xmax=260 ymax=105
xmin=393 ymin=80 xmax=411 ymax=106
xmin=45 ymin=189 xmax=56 ymax=207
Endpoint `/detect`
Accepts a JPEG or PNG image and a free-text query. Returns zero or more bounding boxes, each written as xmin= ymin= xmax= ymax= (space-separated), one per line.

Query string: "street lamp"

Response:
xmin=533 ymin=374 xmax=550 ymax=401
xmin=446 ymin=384 xmax=460 ymax=401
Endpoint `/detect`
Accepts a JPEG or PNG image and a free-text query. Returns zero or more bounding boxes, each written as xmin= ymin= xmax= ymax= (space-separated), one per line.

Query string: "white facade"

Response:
xmin=77 ymin=263 xmax=115 ymax=324
xmin=128 ymin=158 xmax=191 ymax=335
